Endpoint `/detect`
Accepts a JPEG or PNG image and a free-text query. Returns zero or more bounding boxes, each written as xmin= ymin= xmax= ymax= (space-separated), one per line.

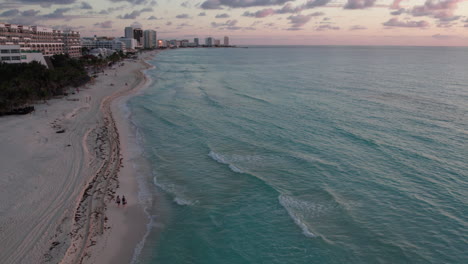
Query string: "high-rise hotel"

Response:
xmin=0 ymin=23 xmax=82 ymax=58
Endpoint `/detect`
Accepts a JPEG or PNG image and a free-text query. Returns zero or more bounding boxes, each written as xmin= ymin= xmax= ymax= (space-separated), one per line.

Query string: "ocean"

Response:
xmin=126 ymin=46 xmax=468 ymax=264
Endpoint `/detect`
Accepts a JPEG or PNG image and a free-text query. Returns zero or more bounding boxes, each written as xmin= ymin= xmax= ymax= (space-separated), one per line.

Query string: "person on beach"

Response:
xmin=122 ymin=195 xmax=127 ymax=206
xmin=116 ymin=195 xmax=121 ymax=207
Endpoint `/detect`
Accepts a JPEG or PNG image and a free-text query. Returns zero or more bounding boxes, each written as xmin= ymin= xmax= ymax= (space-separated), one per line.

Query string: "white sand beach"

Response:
xmin=0 ymin=50 xmax=157 ymax=264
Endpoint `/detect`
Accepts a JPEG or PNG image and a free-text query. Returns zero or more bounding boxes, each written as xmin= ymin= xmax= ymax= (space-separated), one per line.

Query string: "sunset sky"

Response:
xmin=1 ymin=0 xmax=467 ymax=46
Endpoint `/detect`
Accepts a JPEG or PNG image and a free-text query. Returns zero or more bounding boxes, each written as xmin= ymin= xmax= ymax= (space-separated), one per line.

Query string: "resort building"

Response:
xmin=143 ymin=30 xmax=157 ymax=49
xmin=194 ymin=38 xmax=199 ymax=46
xmin=0 ymin=44 xmax=48 ymax=68
xmin=0 ymin=23 xmax=82 ymax=58
xmin=224 ymin=36 xmax=229 ymax=46
xmin=62 ymin=30 xmax=82 ymax=58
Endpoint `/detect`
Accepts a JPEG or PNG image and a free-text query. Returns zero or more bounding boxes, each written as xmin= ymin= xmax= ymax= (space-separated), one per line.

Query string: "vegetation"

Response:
xmin=0 ymin=54 xmax=90 ymax=114
xmin=0 ymin=50 xmax=129 ymax=114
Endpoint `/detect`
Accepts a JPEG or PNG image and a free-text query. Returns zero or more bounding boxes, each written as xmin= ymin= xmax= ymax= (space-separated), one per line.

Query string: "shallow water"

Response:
xmin=129 ymin=46 xmax=468 ymax=264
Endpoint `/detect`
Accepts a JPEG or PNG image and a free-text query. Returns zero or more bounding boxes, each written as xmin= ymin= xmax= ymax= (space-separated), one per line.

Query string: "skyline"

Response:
xmin=0 ymin=0 xmax=467 ymax=46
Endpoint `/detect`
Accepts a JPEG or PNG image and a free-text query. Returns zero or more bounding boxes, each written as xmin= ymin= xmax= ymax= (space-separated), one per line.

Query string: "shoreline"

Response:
xmin=81 ymin=51 xmax=158 ymax=264
xmin=0 ymin=50 xmax=158 ymax=264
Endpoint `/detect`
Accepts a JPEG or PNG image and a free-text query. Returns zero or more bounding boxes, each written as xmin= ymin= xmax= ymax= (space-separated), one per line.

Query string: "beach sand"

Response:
xmin=0 ymin=50 xmax=157 ymax=264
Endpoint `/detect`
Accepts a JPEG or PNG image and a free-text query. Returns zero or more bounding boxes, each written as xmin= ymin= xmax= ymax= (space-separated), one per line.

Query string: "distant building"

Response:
xmin=180 ymin=39 xmax=189 ymax=47
xmin=133 ymin=28 xmax=143 ymax=47
xmin=81 ymin=38 xmax=126 ymax=51
xmin=194 ymin=38 xmax=199 ymax=46
xmin=0 ymin=44 xmax=48 ymax=68
xmin=111 ymin=40 xmax=126 ymax=51
xmin=205 ymin=37 xmax=213 ymax=47
xmin=124 ymin=27 xmax=134 ymax=38
xmin=118 ymin=38 xmax=137 ymax=50
xmin=157 ymin=39 xmax=166 ymax=48
xmin=224 ymin=36 xmax=229 ymax=46
xmin=89 ymin=48 xmax=116 ymax=58
xmin=143 ymin=30 xmax=157 ymax=49
xmin=214 ymin=39 xmax=221 ymax=46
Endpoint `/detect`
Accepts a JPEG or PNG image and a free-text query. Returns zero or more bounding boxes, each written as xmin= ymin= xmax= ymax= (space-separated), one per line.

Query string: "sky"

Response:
xmin=0 ymin=0 xmax=468 ymax=46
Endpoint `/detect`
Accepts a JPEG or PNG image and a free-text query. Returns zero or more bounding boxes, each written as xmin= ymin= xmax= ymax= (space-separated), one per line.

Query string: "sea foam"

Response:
xmin=208 ymin=150 xmax=244 ymax=173
xmin=279 ymin=194 xmax=316 ymax=238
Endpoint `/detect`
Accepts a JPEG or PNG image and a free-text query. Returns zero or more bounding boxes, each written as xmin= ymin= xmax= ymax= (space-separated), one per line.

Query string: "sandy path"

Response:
xmin=0 ymin=51 xmax=156 ymax=264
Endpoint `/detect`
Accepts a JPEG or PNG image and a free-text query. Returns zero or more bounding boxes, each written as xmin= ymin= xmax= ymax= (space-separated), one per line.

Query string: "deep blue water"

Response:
xmin=128 ymin=46 xmax=468 ymax=264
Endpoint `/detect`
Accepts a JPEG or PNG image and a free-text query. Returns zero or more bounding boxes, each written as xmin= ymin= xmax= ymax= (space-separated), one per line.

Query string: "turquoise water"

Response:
xmin=129 ymin=46 xmax=468 ymax=264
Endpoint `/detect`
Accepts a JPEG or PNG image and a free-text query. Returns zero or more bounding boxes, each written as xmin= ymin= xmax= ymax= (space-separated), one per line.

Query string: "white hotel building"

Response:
xmin=0 ymin=45 xmax=48 ymax=68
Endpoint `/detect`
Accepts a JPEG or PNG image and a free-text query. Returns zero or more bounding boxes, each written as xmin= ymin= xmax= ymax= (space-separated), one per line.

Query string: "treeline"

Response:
xmin=0 ymin=54 xmax=90 ymax=114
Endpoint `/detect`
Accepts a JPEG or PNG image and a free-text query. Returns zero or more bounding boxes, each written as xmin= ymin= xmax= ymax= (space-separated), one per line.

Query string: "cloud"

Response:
xmin=215 ymin=13 xmax=230 ymax=18
xmin=80 ymin=2 xmax=92 ymax=9
xmin=177 ymin=22 xmax=192 ymax=29
xmin=43 ymin=8 xmax=72 ymax=19
xmin=211 ymin=19 xmax=255 ymax=30
xmin=15 ymin=0 xmax=76 ymax=6
xmin=99 ymin=6 xmax=126 ymax=15
xmin=131 ymin=21 xmax=142 ymax=28
xmin=118 ymin=7 xmax=153 ymax=19
xmin=201 ymin=0 xmax=223 ymax=9
xmin=201 ymin=0 xmax=294 ymax=9
xmin=242 ymin=1 xmax=330 ymax=18
xmin=391 ymin=0 xmax=404 ymax=9
xmin=94 ymin=20 xmax=113 ymax=28
xmin=198 ymin=12 xmax=206 ymax=16
xmin=166 ymin=22 xmax=172 ymax=26
xmin=287 ymin=14 xmax=313 ymax=28
xmin=181 ymin=1 xmax=190 ymax=7
xmin=390 ymin=8 xmax=405 ymax=15
xmin=316 ymin=24 xmax=340 ymax=30
xmin=22 ymin=9 xmax=41 ymax=16
xmin=210 ymin=19 xmax=255 ymax=30
xmin=410 ymin=0 xmax=464 ymax=19
xmin=148 ymin=15 xmax=158 ymax=20
xmin=304 ymin=0 xmax=332 ymax=8
xmin=383 ymin=18 xmax=429 ymax=28
xmin=344 ymin=0 xmax=376 ymax=9
xmin=432 ymin=33 xmax=456 ymax=39
xmin=243 ymin=8 xmax=275 ymax=18
xmin=0 ymin=9 xmax=20 ymax=17
xmin=176 ymin=13 xmax=190 ymax=19
xmin=110 ymin=0 xmax=150 ymax=5
xmin=438 ymin=15 xmax=461 ymax=21
xmin=349 ymin=25 xmax=367 ymax=30
xmin=211 ymin=19 xmax=238 ymax=27
xmin=310 ymin=11 xmax=325 ymax=16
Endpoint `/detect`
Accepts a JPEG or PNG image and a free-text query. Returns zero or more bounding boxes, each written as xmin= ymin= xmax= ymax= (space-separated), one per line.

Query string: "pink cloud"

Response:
xmin=344 ymin=0 xmax=376 ymax=9
xmin=243 ymin=8 xmax=276 ymax=18
xmin=383 ymin=18 xmax=430 ymax=28
xmin=391 ymin=0 xmax=405 ymax=9
xmin=411 ymin=0 xmax=466 ymax=19
xmin=287 ymin=14 xmax=313 ymax=28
